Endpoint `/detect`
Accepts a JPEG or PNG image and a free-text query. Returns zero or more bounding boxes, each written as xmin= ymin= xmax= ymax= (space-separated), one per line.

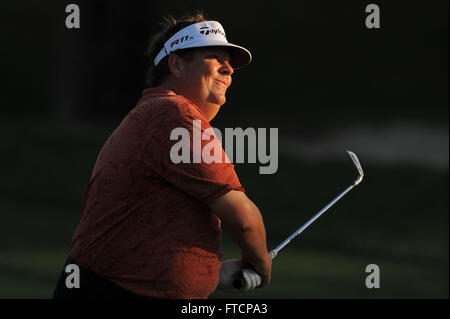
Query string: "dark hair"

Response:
xmin=145 ymin=12 xmax=207 ymax=87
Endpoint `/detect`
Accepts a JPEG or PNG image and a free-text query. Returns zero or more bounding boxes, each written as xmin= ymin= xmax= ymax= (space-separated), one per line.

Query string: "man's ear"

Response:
xmin=167 ymin=53 xmax=184 ymax=78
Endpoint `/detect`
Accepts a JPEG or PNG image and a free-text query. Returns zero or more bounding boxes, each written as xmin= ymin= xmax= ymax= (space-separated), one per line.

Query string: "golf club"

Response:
xmin=233 ymin=150 xmax=364 ymax=290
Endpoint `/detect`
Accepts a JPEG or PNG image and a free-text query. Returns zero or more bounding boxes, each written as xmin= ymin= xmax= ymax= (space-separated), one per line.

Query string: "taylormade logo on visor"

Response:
xmin=170 ymin=120 xmax=278 ymax=174
xmin=199 ymin=26 xmax=226 ymax=37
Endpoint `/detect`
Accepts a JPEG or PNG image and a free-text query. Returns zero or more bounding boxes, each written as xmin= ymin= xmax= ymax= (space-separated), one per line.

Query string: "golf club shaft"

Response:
xmin=269 ymin=183 xmax=355 ymax=259
xmin=234 ymin=183 xmax=357 ymax=289
xmin=232 ymin=150 xmax=363 ymax=290
xmin=233 ymin=184 xmax=356 ymax=289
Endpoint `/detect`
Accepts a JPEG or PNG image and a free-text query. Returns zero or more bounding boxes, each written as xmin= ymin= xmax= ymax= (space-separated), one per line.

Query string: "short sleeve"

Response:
xmin=142 ymin=98 xmax=245 ymax=204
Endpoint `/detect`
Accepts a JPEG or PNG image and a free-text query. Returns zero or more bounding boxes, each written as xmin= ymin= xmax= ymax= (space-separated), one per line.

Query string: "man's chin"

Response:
xmin=208 ymin=95 xmax=226 ymax=108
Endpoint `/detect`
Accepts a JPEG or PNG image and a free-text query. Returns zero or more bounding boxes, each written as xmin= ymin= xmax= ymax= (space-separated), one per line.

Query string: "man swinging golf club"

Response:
xmin=53 ymin=13 xmax=271 ymax=299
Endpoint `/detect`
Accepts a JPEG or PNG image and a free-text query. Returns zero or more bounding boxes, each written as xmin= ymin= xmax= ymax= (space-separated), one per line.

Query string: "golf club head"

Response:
xmin=346 ymin=150 xmax=364 ymax=185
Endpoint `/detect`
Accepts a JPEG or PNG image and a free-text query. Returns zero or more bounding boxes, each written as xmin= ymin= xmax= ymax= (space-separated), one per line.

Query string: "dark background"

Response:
xmin=0 ymin=0 xmax=448 ymax=298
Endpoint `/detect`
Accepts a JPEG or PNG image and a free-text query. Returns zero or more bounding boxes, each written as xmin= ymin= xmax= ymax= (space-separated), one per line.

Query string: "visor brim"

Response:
xmin=175 ymin=41 xmax=252 ymax=69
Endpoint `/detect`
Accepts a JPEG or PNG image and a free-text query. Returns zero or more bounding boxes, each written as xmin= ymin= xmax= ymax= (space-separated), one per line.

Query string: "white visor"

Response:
xmin=154 ymin=21 xmax=252 ymax=69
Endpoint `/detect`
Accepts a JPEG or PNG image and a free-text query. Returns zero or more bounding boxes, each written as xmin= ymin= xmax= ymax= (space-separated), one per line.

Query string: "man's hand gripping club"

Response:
xmin=209 ymin=190 xmax=272 ymax=293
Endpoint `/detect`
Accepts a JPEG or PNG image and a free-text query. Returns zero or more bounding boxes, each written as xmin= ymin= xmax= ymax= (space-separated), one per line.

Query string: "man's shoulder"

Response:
xmin=138 ymin=92 xmax=205 ymax=124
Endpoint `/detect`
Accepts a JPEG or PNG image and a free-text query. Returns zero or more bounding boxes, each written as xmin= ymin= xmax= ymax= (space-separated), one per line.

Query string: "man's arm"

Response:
xmin=209 ymin=190 xmax=272 ymax=286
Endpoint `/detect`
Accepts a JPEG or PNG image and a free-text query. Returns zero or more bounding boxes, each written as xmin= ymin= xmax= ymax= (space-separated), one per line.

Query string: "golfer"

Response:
xmin=53 ymin=13 xmax=271 ymax=299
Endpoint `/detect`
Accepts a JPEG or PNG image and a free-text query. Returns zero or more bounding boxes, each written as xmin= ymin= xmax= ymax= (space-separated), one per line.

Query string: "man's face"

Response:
xmin=177 ymin=47 xmax=234 ymax=120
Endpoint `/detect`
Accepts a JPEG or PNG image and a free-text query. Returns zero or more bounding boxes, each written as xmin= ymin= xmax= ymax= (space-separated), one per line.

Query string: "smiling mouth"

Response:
xmin=215 ymin=80 xmax=229 ymax=88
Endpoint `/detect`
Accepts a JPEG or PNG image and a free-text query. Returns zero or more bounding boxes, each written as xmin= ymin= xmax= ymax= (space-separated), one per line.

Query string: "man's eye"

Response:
xmin=208 ymin=55 xmax=220 ymax=60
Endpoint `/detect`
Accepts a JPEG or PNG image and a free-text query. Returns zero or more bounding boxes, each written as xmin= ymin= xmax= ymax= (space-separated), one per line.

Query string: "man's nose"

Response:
xmin=219 ymin=61 xmax=234 ymax=75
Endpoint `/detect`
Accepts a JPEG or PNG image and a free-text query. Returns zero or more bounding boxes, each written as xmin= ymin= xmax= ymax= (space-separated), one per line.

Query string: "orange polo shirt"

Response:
xmin=70 ymin=87 xmax=244 ymax=298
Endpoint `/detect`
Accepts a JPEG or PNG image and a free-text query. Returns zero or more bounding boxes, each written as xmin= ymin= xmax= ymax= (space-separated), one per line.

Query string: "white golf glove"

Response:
xmin=217 ymin=258 xmax=262 ymax=293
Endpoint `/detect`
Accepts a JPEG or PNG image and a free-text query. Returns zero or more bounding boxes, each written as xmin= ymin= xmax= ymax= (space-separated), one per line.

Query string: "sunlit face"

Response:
xmin=177 ymin=47 xmax=234 ymax=120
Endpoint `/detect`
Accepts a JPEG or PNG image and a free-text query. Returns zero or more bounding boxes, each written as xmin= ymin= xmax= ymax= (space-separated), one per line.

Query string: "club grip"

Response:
xmin=231 ymin=271 xmax=262 ymax=291
xmin=231 ymin=250 xmax=276 ymax=290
